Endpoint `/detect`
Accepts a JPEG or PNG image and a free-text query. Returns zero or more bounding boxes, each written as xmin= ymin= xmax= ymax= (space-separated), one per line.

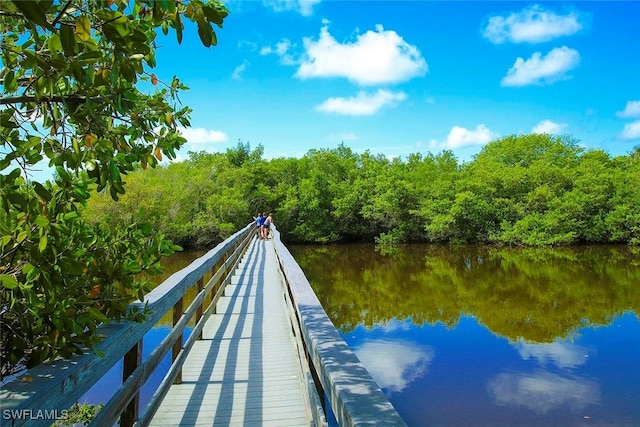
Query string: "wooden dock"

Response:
xmin=149 ymin=237 xmax=312 ymax=426
xmin=1 ymin=224 xmax=404 ymax=427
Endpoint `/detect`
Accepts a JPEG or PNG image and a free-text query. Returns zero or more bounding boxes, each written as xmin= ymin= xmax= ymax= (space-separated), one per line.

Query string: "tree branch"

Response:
xmin=0 ymin=95 xmax=109 ymax=105
xmin=51 ymin=0 xmax=74 ymax=26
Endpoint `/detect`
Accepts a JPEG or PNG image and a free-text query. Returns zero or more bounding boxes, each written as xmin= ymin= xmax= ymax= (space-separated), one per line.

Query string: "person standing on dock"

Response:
xmin=262 ymin=213 xmax=273 ymax=240
xmin=255 ymin=212 xmax=265 ymax=238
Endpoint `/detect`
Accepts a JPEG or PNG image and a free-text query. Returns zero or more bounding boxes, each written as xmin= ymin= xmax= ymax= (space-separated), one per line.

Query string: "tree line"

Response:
xmin=84 ymin=134 xmax=640 ymax=248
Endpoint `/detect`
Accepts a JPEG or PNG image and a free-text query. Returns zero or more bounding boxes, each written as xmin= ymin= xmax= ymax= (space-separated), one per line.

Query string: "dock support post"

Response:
xmin=196 ymin=277 xmax=204 ymax=339
xmin=121 ymin=339 xmax=142 ymax=427
xmin=173 ymin=297 xmax=184 ymax=384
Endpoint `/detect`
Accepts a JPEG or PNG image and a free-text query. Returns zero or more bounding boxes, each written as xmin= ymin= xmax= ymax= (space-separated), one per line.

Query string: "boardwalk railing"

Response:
xmin=271 ymin=227 xmax=406 ymax=427
xmin=1 ymin=224 xmax=406 ymax=427
xmin=0 ymin=224 xmax=254 ymax=427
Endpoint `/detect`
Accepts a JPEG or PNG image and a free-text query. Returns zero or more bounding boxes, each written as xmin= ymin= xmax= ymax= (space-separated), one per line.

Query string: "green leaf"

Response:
xmin=12 ymin=0 xmax=55 ymax=31
xmin=95 ymin=9 xmax=128 ymax=25
xmin=202 ymin=5 xmax=227 ymax=27
xmin=140 ymin=222 xmax=152 ymax=235
xmin=87 ymin=307 xmax=108 ymax=323
xmin=3 ymin=70 xmax=15 ymax=93
xmin=0 ymin=274 xmax=19 ymax=289
xmin=34 ymin=215 xmax=49 ymax=227
xmin=109 ymin=160 xmax=120 ymax=182
xmin=48 ymin=33 xmax=63 ymax=53
xmin=39 ymin=234 xmax=48 ymax=252
xmin=59 ymin=24 xmax=77 ymax=56
xmin=33 ymin=182 xmax=52 ymax=201
xmin=75 ymin=15 xmax=91 ymax=42
xmin=16 ymin=231 xmax=28 ymax=244
xmin=59 ymin=258 xmax=84 ymax=275
xmin=175 ymin=13 xmax=183 ymax=44
xmin=63 ymin=211 xmax=79 ymax=221
xmin=0 ymin=109 xmax=19 ymax=128
xmin=8 ymin=193 xmax=27 ymax=210
xmin=196 ymin=19 xmax=213 ymax=48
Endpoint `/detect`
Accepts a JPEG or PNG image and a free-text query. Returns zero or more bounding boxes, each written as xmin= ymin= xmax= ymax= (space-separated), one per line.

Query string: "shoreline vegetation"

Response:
xmin=84 ymin=134 xmax=640 ymax=249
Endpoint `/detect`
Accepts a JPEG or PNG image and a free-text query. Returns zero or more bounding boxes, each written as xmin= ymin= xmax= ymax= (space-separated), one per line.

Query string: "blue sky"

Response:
xmin=149 ymin=1 xmax=640 ymax=163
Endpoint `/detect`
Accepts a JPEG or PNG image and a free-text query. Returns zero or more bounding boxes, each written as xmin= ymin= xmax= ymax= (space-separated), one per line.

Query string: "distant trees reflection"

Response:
xmin=290 ymin=244 xmax=640 ymax=343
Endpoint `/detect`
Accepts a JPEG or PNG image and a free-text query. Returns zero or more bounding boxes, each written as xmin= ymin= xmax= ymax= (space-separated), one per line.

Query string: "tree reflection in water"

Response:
xmin=290 ymin=244 xmax=640 ymax=343
xmin=290 ymin=244 xmax=640 ymax=427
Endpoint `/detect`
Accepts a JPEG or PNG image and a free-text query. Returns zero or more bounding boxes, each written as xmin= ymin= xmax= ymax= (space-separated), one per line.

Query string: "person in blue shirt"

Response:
xmin=255 ymin=212 xmax=265 ymax=238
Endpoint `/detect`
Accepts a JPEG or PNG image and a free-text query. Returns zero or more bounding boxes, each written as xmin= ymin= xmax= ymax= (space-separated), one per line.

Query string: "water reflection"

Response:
xmin=291 ymin=244 xmax=640 ymax=427
xmin=487 ymin=371 xmax=600 ymax=414
xmin=290 ymin=244 xmax=640 ymax=342
xmin=352 ymin=339 xmax=434 ymax=393
xmin=515 ymin=340 xmax=589 ymax=369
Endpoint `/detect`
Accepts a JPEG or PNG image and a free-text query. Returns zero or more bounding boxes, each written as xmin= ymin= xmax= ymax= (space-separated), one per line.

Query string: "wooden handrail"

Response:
xmin=0 ymin=224 xmax=254 ymax=427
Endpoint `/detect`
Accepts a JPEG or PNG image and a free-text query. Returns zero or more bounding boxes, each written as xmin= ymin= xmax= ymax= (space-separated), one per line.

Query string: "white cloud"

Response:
xmin=429 ymin=124 xmax=499 ymax=149
xmin=231 ymin=60 xmax=249 ymax=80
xmin=237 ymin=39 xmax=258 ymax=51
xmin=501 ymin=46 xmax=580 ymax=87
xmin=532 ymin=119 xmax=567 ymax=134
xmin=296 ymin=24 xmax=427 ymax=85
xmin=483 ymin=5 xmax=584 ymax=44
xmin=315 ymin=90 xmax=407 ymax=116
xmin=619 ymin=120 xmax=640 ymax=140
xmin=616 ymin=100 xmax=640 ymax=118
xmin=177 ymin=127 xmax=228 ymax=144
xmin=263 ymin=0 xmax=320 ymax=16
xmin=487 ymin=371 xmax=600 ymax=414
xmin=352 ymin=340 xmax=434 ymax=393
xmin=516 ymin=341 xmax=588 ymax=369
xmin=260 ymin=39 xmax=297 ymax=65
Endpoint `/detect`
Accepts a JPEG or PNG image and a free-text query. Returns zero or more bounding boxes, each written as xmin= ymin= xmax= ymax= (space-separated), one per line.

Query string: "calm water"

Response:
xmin=82 ymin=244 xmax=640 ymax=427
xmin=288 ymin=244 xmax=640 ymax=427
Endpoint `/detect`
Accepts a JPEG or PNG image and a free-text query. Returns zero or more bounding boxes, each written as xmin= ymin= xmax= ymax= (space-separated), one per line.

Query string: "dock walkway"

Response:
xmin=149 ymin=237 xmax=311 ymax=426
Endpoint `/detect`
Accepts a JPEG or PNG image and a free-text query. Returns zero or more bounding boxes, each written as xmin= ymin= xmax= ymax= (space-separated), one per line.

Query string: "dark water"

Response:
xmin=288 ymin=244 xmax=640 ymax=427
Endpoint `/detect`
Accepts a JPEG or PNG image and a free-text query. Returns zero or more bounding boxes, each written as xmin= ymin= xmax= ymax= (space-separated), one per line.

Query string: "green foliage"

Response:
xmin=84 ymin=143 xmax=266 ymax=248
xmin=83 ymin=136 xmax=639 ymax=249
xmin=1 ymin=0 xmax=227 ymax=379
xmin=52 ymin=402 xmax=104 ymax=427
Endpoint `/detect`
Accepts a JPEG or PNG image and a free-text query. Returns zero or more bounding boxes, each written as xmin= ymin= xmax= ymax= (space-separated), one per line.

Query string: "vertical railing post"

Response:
xmin=196 ymin=277 xmax=204 ymax=339
xmin=172 ymin=297 xmax=183 ymax=384
xmin=121 ymin=340 xmax=142 ymax=427
xmin=210 ymin=261 xmax=221 ymax=314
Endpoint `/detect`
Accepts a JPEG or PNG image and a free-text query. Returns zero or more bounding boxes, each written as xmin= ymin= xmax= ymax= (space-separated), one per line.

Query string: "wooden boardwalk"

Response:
xmin=149 ymin=237 xmax=312 ymax=426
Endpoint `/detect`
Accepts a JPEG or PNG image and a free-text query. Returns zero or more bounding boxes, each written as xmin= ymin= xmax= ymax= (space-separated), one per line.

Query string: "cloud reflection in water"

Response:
xmin=352 ymin=339 xmax=434 ymax=393
xmin=516 ymin=340 xmax=589 ymax=369
xmin=487 ymin=371 xmax=600 ymax=414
